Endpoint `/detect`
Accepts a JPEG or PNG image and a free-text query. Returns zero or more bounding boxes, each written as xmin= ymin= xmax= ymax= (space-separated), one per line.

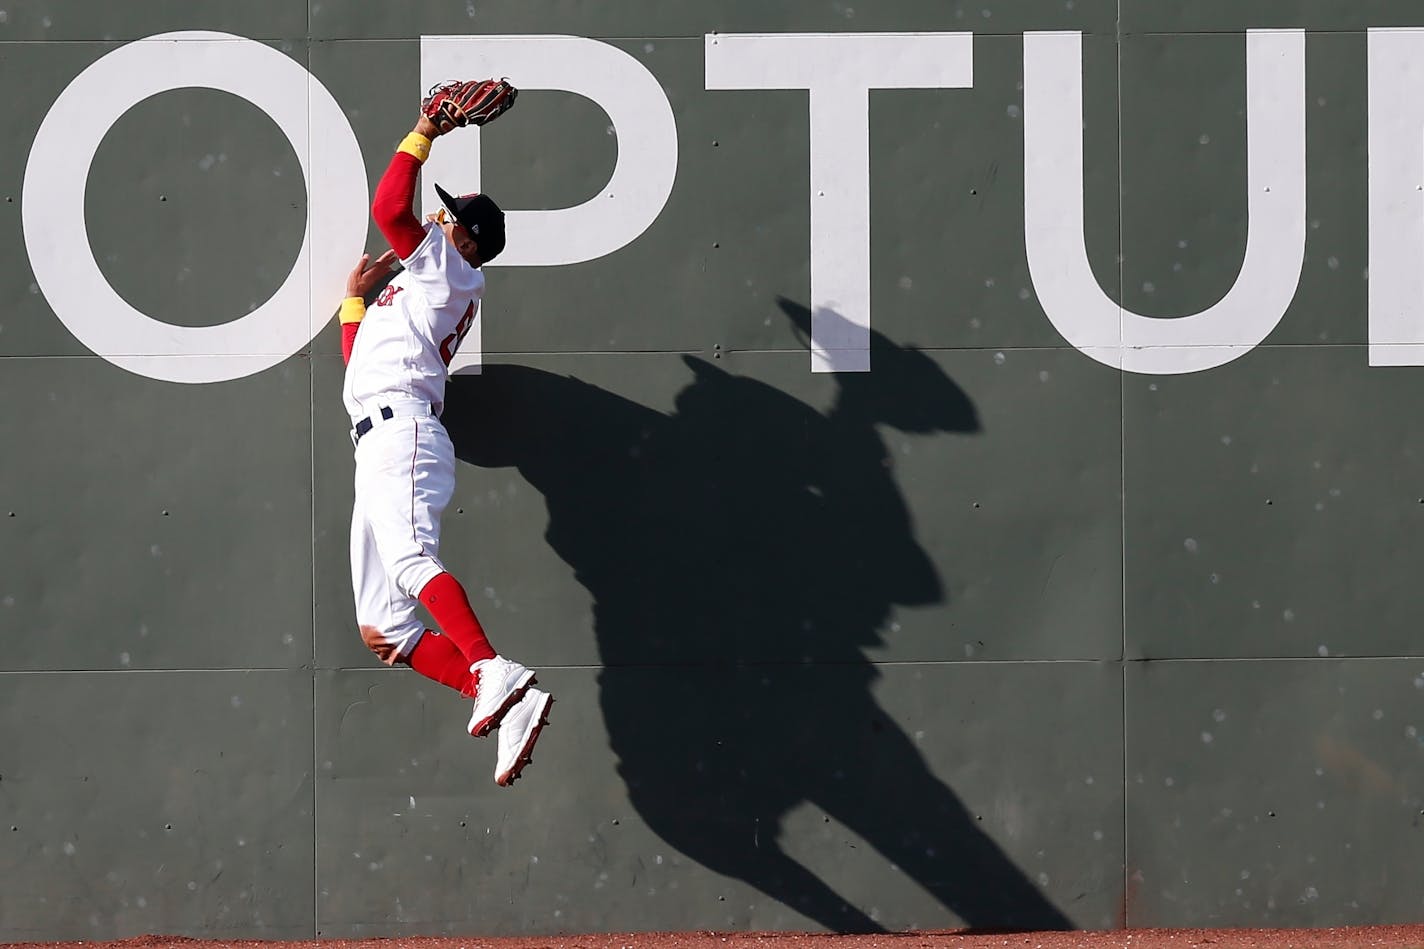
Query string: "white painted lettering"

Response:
xmin=1023 ymin=30 xmax=1306 ymax=375
xmin=22 ymin=31 xmax=367 ymax=384
xmin=705 ymin=32 xmax=973 ymax=372
xmin=1368 ymin=28 xmax=1424 ymax=366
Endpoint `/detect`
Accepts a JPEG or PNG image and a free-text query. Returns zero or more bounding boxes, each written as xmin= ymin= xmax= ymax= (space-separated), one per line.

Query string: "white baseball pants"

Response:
xmin=349 ymin=411 xmax=454 ymax=663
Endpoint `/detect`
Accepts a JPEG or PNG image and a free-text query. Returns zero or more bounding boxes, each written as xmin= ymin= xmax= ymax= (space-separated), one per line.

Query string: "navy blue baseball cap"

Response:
xmin=434 ymin=183 xmax=506 ymax=262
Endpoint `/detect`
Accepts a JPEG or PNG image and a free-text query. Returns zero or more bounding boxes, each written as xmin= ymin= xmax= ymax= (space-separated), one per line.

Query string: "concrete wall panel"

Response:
xmin=2 ymin=41 xmax=124 ymax=357
xmin=1124 ymin=345 xmax=1424 ymax=660
xmin=0 ymin=671 xmax=315 ymax=941
xmin=1125 ymin=660 xmax=1424 ymax=927
xmin=0 ymin=357 xmax=313 ymax=672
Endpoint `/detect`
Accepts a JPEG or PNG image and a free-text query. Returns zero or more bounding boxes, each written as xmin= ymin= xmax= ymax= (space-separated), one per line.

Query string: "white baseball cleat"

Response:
xmin=495 ymin=688 xmax=553 ymax=787
xmin=467 ymin=656 xmax=536 ymax=738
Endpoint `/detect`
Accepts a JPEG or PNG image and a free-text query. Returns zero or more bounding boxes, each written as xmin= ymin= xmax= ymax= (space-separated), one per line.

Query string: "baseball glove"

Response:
xmin=420 ymin=78 xmax=519 ymax=134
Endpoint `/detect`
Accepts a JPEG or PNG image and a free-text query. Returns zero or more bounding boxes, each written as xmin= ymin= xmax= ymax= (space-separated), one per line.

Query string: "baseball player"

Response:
xmin=338 ymin=80 xmax=551 ymax=787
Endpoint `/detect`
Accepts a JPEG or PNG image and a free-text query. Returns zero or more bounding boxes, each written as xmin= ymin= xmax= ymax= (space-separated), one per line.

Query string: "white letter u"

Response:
xmin=1023 ymin=30 xmax=1306 ymax=375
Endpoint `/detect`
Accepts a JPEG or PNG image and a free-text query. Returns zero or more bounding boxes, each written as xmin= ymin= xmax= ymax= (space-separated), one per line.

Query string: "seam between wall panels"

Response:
xmin=1116 ymin=0 xmax=1130 ymax=931
xmin=306 ymin=33 xmax=320 ymax=939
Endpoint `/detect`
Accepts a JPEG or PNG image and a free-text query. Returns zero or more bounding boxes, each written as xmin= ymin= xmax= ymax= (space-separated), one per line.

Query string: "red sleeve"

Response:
xmin=372 ymin=151 xmax=428 ymax=260
xmin=341 ymin=322 xmax=360 ymax=365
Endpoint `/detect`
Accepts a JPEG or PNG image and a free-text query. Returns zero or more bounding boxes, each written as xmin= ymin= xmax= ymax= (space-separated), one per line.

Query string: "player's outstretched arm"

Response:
xmin=371 ymin=115 xmax=443 ymax=260
xmin=372 ymin=81 xmax=516 ymax=260
xmin=339 ymin=249 xmax=399 ymax=365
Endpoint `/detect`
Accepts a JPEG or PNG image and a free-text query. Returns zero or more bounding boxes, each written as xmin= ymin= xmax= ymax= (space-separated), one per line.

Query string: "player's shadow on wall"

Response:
xmin=442 ymin=299 xmax=1070 ymax=933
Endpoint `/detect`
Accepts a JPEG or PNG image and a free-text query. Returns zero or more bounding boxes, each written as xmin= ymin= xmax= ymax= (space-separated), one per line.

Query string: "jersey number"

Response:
xmin=439 ymin=301 xmax=476 ymax=366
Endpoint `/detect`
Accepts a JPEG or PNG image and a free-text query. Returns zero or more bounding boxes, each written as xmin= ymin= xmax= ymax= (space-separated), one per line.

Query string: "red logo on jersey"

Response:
xmin=439 ymin=301 xmax=477 ymax=366
xmin=375 ymin=285 xmax=405 ymax=307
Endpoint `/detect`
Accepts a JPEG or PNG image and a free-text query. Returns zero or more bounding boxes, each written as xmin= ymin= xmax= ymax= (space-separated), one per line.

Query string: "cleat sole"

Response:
xmin=496 ymin=695 xmax=553 ymax=787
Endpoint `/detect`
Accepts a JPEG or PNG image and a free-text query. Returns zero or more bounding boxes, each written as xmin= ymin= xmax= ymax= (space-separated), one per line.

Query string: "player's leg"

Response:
xmin=355 ymin=417 xmax=493 ymax=662
xmin=349 ymin=493 xmax=427 ymax=665
xmin=404 ymin=629 xmax=478 ymax=694
xmin=357 ymin=417 xmax=536 ymax=735
xmin=352 ymin=493 xmax=477 ymax=694
xmin=417 ymin=572 xmax=495 ymax=664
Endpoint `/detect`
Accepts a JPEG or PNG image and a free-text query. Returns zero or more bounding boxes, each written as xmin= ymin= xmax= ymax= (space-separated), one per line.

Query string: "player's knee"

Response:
xmin=395 ymin=557 xmax=445 ymax=601
xmin=359 ymin=624 xmax=405 ymax=666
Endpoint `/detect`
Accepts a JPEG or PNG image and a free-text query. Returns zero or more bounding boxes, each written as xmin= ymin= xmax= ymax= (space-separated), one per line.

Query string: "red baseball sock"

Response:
xmin=400 ymin=629 xmax=476 ymax=696
xmin=418 ymin=572 xmax=497 ymax=664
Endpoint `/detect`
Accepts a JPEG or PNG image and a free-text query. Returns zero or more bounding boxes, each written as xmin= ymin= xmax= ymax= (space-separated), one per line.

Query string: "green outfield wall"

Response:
xmin=5 ymin=0 xmax=1424 ymax=940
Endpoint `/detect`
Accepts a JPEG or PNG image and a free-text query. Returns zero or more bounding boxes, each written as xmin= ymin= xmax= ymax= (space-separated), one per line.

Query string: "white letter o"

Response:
xmin=22 ymin=31 xmax=367 ymax=384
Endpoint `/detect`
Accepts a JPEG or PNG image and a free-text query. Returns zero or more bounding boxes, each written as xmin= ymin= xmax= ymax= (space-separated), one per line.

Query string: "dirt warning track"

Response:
xmin=7 ymin=926 xmax=1424 ymax=949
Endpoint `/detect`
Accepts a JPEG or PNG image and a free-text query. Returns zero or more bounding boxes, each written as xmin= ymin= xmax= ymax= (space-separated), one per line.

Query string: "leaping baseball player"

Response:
xmin=337 ymin=79 xmax=550 ymax=786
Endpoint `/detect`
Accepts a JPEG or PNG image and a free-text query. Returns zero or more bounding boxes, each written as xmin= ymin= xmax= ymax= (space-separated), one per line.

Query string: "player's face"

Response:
xmin=429 ymin=211 xmax=480 ymax=263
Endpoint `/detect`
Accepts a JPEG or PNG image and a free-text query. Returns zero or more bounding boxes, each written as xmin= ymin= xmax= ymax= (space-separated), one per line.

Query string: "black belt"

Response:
xmin=351 ymin=403 xmax=435 ymax=446
xmin=352 ymin=406 xmax=394 ymax=442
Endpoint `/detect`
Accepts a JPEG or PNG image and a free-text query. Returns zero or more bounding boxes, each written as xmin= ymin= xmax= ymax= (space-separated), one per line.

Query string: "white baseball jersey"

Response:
xmin=343 ymin=222 xmax=484 ymax=421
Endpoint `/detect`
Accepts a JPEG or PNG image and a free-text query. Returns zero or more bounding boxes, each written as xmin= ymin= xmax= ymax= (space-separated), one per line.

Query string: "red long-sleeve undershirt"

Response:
xmin=343 ymin=149 xmax=430 ymax=365
xmin=341 ymin=319 xmax=361 ymax=365
xmin=373 ymin=150 xmax=427 ymax=259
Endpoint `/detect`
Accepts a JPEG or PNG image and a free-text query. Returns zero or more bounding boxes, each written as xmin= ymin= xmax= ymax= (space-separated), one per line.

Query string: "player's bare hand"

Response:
xmin=346 ymin=250 xmax=399 ymax=298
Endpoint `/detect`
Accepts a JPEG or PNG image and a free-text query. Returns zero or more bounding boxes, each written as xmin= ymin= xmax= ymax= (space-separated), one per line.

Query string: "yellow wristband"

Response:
xmin=339 ymin=297 xmax=366 ymax=325
xmin=397 ymin=132 xmax=432 ymax=163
